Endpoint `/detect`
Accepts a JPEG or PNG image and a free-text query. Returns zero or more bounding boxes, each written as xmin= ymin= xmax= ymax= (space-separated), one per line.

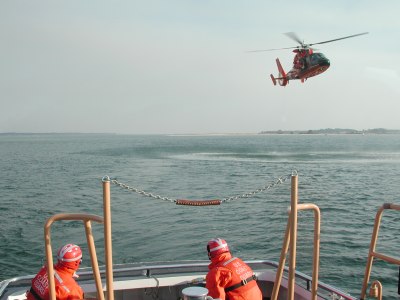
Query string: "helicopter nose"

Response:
xmin=320 ymin=58 xmax=330 ymax=67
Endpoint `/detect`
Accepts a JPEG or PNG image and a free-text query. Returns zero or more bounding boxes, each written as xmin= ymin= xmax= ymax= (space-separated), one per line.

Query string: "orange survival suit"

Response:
xmin=26 ymin=264 xmax=83 ymax=300
xmin=206 ymin=251 xmax=263 ymax=300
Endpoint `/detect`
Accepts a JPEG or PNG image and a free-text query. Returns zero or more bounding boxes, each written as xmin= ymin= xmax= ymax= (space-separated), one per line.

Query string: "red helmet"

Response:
xmin=207 ymin=238 xmax=230 ymax=259
xmin=57 ymin=244 xmax=82 ymax=270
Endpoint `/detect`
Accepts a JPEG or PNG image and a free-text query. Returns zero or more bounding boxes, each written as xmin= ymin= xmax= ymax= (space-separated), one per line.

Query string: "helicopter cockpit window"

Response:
xmin=310 ymin=53 xmax=328 ymax=64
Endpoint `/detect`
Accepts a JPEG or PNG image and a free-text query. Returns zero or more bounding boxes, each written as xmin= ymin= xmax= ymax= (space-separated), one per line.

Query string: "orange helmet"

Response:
xmin=57 ymin=244 xmax=82 ymax=270
xmin=207 ymin=238 xmax=230 ymax=259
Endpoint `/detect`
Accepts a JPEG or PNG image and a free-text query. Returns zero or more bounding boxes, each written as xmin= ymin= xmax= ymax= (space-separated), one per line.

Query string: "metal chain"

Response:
xmin=110 ymin=171 xmax=296 ymax=204
xmin=222 ymin=172 xmax=293 ymax=203
xmin=111 ymin=180 xmax=175 ymax=203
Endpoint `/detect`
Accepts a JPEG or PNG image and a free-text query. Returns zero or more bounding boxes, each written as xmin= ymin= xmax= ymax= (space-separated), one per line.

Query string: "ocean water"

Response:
xmin=1 ymin=133 xmax=400 ymax=298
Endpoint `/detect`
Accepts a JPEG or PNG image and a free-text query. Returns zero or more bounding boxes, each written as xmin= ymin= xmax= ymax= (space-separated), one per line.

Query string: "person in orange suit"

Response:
xmin=27 ymin=244 xmax=84 ymax=300
xmin=205 ymin=238 xmax=263 ymax=300
xmin=293 ymin=48 xmax=313 ymax=70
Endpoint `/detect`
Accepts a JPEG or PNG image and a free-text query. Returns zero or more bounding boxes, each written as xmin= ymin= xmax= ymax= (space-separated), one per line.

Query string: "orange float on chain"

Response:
xmin=176 ymin=199 xmax=222 ymax=206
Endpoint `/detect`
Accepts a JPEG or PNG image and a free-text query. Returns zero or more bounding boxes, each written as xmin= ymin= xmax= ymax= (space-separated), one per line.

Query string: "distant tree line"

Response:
xmin=259 ymin=128 xmax=400 ymax=135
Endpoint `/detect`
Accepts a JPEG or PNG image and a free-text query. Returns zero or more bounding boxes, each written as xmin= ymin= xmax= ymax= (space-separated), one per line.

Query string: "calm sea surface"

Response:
xmin=1 ymin=134 xmax=400 ymax=298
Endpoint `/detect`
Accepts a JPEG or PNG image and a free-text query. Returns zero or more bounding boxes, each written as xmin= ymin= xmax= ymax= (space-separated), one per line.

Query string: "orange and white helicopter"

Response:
xmin=250 ymin=32 xmax=368 ymax=86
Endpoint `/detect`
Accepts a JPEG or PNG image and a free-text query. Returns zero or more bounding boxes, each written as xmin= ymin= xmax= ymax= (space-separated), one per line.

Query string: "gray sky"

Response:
xmin=1 ymin=1 xmax=399 ymax=134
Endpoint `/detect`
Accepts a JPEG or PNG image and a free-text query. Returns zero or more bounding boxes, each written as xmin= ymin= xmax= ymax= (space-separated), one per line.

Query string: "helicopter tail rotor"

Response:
xmin=270 ymin=74 xmax=277 ymax=86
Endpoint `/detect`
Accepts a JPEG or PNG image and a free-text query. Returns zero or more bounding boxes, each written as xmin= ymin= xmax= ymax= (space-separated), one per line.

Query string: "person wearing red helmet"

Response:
xmin=205 ymin=238 xmax=262 ymax=300
xmin=26 ymin=244 xmax=84 ymax=300
xmin=292 ymin=48 xmax=313 ymax=70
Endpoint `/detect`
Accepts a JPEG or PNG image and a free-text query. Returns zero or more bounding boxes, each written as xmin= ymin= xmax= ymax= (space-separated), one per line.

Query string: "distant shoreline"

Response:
xmin=1 ymin=128 xmax=400 ymax=136
xmin=259 ymin=128 xmax=400 ymax=135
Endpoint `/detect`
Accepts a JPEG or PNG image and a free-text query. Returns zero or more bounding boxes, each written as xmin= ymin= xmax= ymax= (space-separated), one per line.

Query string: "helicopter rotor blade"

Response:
xmin=308 ymin=32 xmax=369 ymax=46
xmin=246 ymin=32 xmax=367 ymax=53
xmin=284 ymin=32 xmax=303 ymax=46
xmin=246 ymin=46 xmax=299 ymax=53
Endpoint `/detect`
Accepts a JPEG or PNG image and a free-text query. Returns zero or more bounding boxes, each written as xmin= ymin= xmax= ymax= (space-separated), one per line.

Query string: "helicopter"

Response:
xmin=249 ymin=32 xmax=368 ymax=86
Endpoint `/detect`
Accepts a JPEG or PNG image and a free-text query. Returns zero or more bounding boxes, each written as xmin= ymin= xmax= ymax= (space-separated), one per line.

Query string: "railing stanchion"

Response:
xmin=271 ymin=218 xmax=291 ymax=300
xmin=84 ymin=220 xmax=104 ymax=300
xmin=288 ymin=174 xmax=298 ymax=300
xmin=103 ymin=177 xmax=114 ymax=300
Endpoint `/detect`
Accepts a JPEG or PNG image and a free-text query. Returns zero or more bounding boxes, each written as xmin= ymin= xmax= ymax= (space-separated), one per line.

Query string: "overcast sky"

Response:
xmin=1 ymin=1 xmax=399 ymax=134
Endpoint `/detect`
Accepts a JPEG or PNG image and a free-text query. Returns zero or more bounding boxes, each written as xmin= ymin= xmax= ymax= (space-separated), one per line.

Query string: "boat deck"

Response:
xmin=1 ymin=260 xmax=356 ymax=300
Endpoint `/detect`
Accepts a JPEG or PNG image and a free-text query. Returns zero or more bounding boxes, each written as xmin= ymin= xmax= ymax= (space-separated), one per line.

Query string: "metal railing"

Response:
xmin=271 ymin=174 xmax=321 ymax=300
xmin=360 ymin=203 xmax=400 ymax=300
xmin=44 ymin=213 xmax=104 ymax=300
